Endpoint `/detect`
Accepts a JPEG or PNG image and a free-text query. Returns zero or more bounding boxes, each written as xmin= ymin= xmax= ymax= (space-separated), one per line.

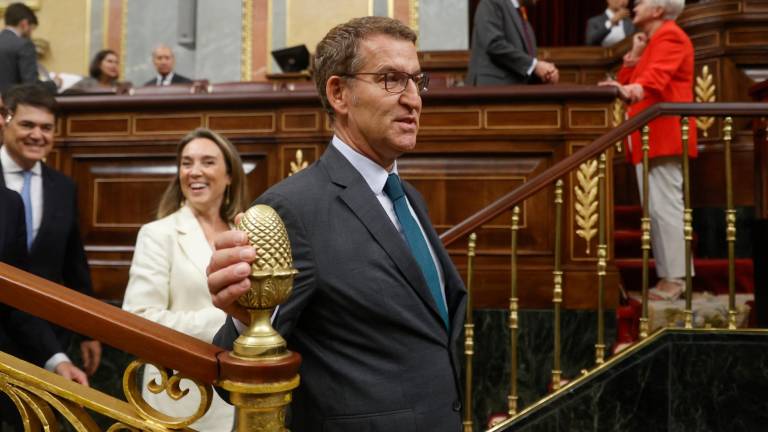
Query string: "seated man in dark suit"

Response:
xmin=0 ymin=186 xmax=88 ymax=429
xmin=207 ymin=16 xmax=467 ymax=431
xmin=143 ymin=44 xmax=193 ymax=86
xmin=586 ymin=0 xmax=636 ymax=47
xmin=0 ymin=83 xmax=101 ymax=379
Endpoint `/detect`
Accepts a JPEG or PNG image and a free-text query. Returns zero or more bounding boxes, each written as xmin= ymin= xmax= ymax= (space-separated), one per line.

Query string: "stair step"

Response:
xmin=614 ymin=205 xmax=642 ymax=231
xmin=614 ymin=258 xmax=754 ymax=295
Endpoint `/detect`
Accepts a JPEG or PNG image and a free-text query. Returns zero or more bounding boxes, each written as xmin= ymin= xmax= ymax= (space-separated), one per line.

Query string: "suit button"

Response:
xmin=452 ymin=400 xmax=462 ymax=412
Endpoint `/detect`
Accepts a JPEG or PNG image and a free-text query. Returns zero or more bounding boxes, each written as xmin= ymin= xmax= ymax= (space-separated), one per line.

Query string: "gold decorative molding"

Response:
xmin=695 ymin=65 xmax=717 ymax=137
xmin=120 ymin=0 xmax=127 ymax=79
xmin=241 ymin=0 xmax=254 ymax=81
xmin=410 ymin=0 xmax=419 ymax=36
xmin=574 ymin=159 xmax=598 ymax=255
xmin=122 ymin=359 xmax=213 ymax=429
xmin=289 ymin=149 xmax=309 ymax=175
xmin=611 ymin=99 xmax=624 ymax=152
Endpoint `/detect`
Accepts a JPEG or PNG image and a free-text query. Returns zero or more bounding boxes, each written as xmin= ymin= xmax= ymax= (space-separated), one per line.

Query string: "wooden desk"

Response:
xmin=55 ymin=85 xmax=619 ymax=309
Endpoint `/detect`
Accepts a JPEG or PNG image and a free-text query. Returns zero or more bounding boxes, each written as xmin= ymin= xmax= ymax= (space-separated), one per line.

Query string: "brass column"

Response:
xmin=508 ymin=206 xmax=521 ymax=416
xmin=552 ymin=180 xmax=564 ymax=390
xmin=681 ymin=118 xmax=694 ymax=329
xmin=723 ymin=117 xmax=737 ymax=329
xmin=463 ymin=233 xmax=477 ymax=432
xmin=595 ymin=154 xmax=607 ymax=365
xmin=639 ymin=126 xmax=651 ymax=339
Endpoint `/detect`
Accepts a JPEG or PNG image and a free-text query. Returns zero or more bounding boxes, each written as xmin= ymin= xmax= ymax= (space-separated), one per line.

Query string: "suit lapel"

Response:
xmin=175 ymin=206 xmax=210 ymax=278
xmin=323 ymin=146 xmax=447 ymax=328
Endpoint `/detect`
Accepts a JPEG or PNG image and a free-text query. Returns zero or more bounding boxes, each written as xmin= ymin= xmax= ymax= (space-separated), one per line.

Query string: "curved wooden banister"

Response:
xmin=0 ymin=262 xmax=300 ymax=385
xmin=440 ymin=102 xmax=768 ymax=247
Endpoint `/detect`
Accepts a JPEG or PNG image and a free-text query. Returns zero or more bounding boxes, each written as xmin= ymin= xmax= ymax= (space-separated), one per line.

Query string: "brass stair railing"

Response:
xmin=442 ymin=102 xmax=768 ymax=430
xmin=0 ymin=205 xmax=302 ymax=431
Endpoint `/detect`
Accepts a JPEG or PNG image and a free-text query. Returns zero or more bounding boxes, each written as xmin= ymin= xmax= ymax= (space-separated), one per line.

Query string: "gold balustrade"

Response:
xmin=453 ymin=103 xmax=768 ymax=430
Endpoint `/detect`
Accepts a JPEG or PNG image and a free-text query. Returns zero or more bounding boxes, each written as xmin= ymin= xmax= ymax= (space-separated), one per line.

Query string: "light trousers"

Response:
xmin=635 ymin=156 xmax=694 ymax=279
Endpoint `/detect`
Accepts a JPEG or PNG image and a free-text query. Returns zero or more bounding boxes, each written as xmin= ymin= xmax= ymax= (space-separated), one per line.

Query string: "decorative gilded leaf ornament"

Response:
xmin=574 ymin=159 xmax=599 ymax=254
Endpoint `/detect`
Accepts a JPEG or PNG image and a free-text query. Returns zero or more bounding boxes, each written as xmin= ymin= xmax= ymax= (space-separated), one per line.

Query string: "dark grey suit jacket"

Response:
xmin=215 ymin=144 xmax=467 ymax=432
xmin=585 ymin=12 xmax=635 ymax=46
xmin=142 ymin=72 xmax=193 ymax=86
xmin=467 ymin=0 xmax=539 ymax=85
xmin=0 ymin=28 xmax=38 ymax=94
xmin=0 ymin=160 xmax=94 ymax=350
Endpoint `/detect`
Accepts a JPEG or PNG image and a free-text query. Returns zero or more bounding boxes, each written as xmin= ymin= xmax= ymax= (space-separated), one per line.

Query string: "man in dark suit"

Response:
xmin=0 ymin=186 xmax=89 ymax=429
xmin=0 ymin=3 xmax=55 ymax=94
xmin=586 ymin=0 xmax=636 ymax=46
xmin=467 ymin=0 xmax=559 ymax=85
xmin=0 ymin=83 xmax=101 ymax=378
xmin=143 ymin=44 xmax=193 ymax=86
xmin=208 ymin=16 xmax=467 ymax=431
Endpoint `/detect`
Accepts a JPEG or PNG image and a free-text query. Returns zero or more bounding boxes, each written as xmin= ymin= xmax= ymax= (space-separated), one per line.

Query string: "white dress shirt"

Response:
xmin=602 ymin=8 xmax=627 ymax=47
xmin=154 ymin=72 xmax=176 ymax=86
xmin=1 ymin=145 xmax=43 ymax=244
xmin=1 ymin=145 xmax=71 ymax=371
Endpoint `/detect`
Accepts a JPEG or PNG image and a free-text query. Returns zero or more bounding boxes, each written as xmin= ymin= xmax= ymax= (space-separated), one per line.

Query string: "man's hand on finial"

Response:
xmin=207 ymin=214 xmax=257 ymax=324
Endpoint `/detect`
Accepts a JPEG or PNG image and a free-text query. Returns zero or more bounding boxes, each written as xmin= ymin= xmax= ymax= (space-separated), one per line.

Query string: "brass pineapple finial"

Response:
xmin=233 ymin=205 xmax=298 ymax=360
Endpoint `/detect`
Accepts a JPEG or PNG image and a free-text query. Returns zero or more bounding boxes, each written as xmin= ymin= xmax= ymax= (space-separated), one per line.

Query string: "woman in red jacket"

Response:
xmin=601 ymin=0 xmax=695 ymax=300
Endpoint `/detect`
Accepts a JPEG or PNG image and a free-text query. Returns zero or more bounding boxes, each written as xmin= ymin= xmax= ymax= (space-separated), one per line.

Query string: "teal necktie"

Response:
xmin=383 ymin=173 xmax=449 ymax=329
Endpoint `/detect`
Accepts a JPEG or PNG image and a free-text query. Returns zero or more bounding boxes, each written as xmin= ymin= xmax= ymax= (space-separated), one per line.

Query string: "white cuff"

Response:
xmin=605 ymin=20 xmax=613 ymax=29
xmin=527 ymin=58 xmax=537 ymax=76
xmin=44 ymin=353 xmax=72 ymax=372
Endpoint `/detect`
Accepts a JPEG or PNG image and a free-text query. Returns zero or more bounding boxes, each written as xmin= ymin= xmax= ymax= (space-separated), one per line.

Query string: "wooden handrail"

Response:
xmin=0 ymin=262 xmax=300 ymax=385
xmin=440 ymin=102 xmax=768 ymax=247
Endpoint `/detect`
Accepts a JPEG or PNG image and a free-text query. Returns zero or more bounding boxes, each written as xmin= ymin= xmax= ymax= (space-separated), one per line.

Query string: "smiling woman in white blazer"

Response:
xmin=122 ymin=128 xmax=248 ymax=431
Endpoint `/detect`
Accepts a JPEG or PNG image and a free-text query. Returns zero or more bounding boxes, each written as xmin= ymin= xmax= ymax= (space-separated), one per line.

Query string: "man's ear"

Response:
xmin=326 ymin=76 xmax=349 ymax=117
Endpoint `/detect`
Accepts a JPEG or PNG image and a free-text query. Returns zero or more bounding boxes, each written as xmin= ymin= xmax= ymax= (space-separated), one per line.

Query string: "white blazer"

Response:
xmin=123 ymin=205 xmax=234 ymax=431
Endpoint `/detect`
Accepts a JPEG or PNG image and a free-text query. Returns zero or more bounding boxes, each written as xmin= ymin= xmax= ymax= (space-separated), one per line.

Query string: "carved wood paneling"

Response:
xmin=485 ymin=107 xmax=561 ymax=129
xmin=207 ymin=112 xmax=276 ymax=133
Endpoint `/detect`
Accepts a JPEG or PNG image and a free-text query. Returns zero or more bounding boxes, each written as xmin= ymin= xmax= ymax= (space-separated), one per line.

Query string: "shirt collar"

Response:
xmin=605 ymin=8 xmax=615 ymax=19
xmin=1 ymin=144 xmax=42 ymax=175
xmin=331 ymin=135 xmax=398 ymax=195
xmin=510 ymin=0 xmax=520 ymax=8
xmin=4 ymin=27 xmax=21 ymax=37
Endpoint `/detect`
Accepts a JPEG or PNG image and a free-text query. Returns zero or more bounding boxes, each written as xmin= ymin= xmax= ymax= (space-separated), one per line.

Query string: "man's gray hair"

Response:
xmin=650 ymin=0 xmax=686 ymax=20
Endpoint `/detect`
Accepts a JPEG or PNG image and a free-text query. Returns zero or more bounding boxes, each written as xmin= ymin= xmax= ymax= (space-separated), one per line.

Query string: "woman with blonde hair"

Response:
xmin=123 ymin=127 xmax=248 ymax=431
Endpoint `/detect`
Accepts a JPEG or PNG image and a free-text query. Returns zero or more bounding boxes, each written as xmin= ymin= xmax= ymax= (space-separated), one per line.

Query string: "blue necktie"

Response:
xmin=20 ymin=170 xmax=34 ymax=250
xmin=383 ymin=173 xmax=449 ymax=329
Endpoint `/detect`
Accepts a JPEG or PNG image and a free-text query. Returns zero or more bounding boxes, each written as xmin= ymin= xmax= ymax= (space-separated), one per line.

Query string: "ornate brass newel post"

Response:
xmin=723 ymin=117 xmax=737 ymax=329
xmin=508 ymin=207 xmax=520 ymax=416
xmin=595 ymin=154 xmax=607 ymax=365
xmin=221 ymin=205 xmax=301 ymax=431
xmin=463 ymin=233 xmax=477 ymax=432
xmin=681 ymin=118 xmax=694 ymax=329
xmin=640 ymin=125 xmax=651 ymax=340
xmin=639 ymin=126 xmax=651 ymax=339
xmin=552 ymin=180 xmax=564 ymax=390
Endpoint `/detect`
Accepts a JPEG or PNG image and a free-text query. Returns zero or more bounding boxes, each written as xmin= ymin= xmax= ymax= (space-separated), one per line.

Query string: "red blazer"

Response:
xmin=618 ymin=20 xmax=697 ymax=165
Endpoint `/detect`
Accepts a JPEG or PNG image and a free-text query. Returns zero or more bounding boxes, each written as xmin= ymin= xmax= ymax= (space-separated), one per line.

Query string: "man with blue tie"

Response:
xmin=207 ymin=16 xmax=467 ymax=431
xmin=0 ymin=84 xmax=101 ymax=380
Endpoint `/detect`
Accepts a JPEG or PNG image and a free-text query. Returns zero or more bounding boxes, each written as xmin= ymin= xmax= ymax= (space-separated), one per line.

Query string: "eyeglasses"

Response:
xmin=343 ymin=71 xmax=429 ymax=94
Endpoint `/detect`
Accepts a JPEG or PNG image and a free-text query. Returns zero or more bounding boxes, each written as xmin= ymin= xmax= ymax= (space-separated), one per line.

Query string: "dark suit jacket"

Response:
xmin=0 ymin=160 xmax=94 ymax=350
xmin=0 ymin=28 xmax=38 ymax=94
xmin=467 ymin=0 xmax=539 ymax=85
xmin=0 ymin=187 xmax=64 ymax=367
xmin=143 ymin=72 xmax=193 ymax=86
xmin=585 ymin=11 xmax=635 ymax=46
xmin=215 ymin=144 xmax=467 ymax=432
